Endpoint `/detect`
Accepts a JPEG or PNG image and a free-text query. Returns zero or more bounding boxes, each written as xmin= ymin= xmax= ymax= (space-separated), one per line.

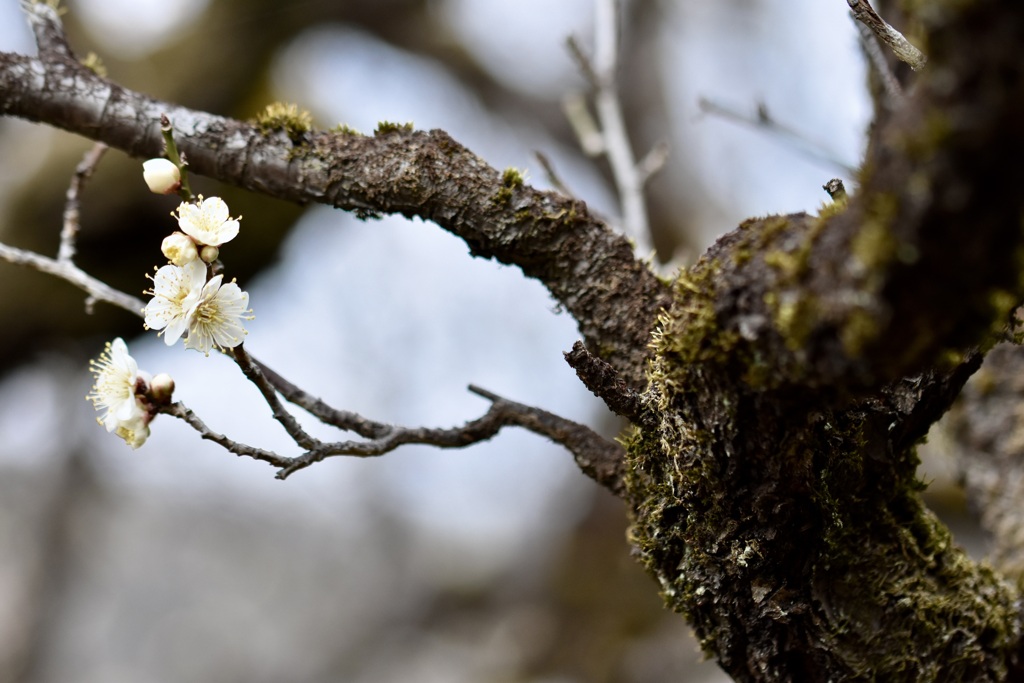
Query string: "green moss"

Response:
xmin=852 ymin=214 xmax=897 ymax=274
xmin=767 ymin=291 xmax=820 ymax=351
xmin=492 ymin=167 xmax=527 ymax=205
xmin=501 ymin=167 xmax=525 ymax=188
xmin=254 ymin=102 xmax=313 ymax=142
xmin=330 ymin=123 xmax=362 ymax=136
xmin=840 ymin=306 xmax=881 ymax=357
xmin=374 ymin=121 xmax=414 ymax=136
xmin=650 ymin=261 xmax=740 ymax=370
xmin=80 ymin=51 xmax=107 ymax=77
xmin=817 ymin=196 xmax=848 ymax=221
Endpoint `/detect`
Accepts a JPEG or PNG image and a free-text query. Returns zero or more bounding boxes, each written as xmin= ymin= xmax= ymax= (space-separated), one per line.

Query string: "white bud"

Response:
xmin=200 ymin=245 xmax=220 ymax=263
xmin=161 ymin=232 xmax=198 ymax=266
xmin=149 ymin=373 xmax=175 ymax=404
xmin=143 ymin=158 xmax=181 ymax=195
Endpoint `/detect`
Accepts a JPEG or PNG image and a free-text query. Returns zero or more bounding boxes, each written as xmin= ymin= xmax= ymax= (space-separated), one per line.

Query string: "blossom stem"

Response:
xmin=160 ymin=114 xmax=193 ymax=201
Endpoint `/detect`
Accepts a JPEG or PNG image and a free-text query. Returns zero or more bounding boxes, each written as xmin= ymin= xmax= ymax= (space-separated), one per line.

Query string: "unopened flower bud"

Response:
xmin=200 ymin=245 xmax=220 ymax=263
xmin=149 ymin=373 xmax=175 ymax=404
xmin=161 ymin=232 xmax=198 ymax=266
xmin=142 ymin=158 xmax=181 ymax=195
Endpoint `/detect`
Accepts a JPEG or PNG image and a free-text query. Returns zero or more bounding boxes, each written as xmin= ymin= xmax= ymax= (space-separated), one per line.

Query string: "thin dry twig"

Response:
xmin=847 ymin=0 xmax=926 ymax=71
xmin=534 ymin=151 xmax=576 ymax=198
xmin=564 ymin=0 xmax=662 ymax=257
xmin=274 ymin=384 xmax=624 ymax=489
xmin=58 ymin=142 xmax=107 ymax=264
xmin=698 ymin=98 xmax=858 ymax=177
xmin=229 ymin=344 xmax=320 ymax=450
xmin=161 ymin=401 xmax=293 ymax=468
xmin=855 ymin=19 xmax=904 ymax=107
xmin=0 ymin=242 xmax=145 ymax=316
xmin=252 ymin=360 xmax=390 ymax=438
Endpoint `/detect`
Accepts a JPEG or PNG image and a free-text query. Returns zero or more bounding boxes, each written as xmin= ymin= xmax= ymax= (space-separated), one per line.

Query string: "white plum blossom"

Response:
xmin=161 ymin=231 xmax=198 ymax=266
xmin=86 ymin=338 xmax=153 ymax=448
xmin=142 ymin=158 xmax=181 ymax=195
xmin=113 ymin=412 xmax=151 ymax=450
xmin=143 ymin=259 xmax=252 ymax=354
xmin=144 ymin=259 xmax=207 ymax=345
xmin=184 ymin=275 xmax=252 ymax=355
xmin=174 ymin=195 xmax=240 ymax=246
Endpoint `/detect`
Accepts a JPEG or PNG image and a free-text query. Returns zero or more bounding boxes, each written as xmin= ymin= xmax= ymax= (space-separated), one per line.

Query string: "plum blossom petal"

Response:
xmin=87 ymin=337 xmax=147 ymax=429
xmin=175 ymin=195 xmax=240 ymax=246
xmin=183 ymin=275 xmax=252 ymax=355
xmin=86 ymin=337 xmax=154 ymax=442
xmin=142 ymin=158 xmax=181 ymax=195
xmin=144 ymin=259 xmax=207 ymax=345
xmin=114 ymin=413 xmax=151 ymax=449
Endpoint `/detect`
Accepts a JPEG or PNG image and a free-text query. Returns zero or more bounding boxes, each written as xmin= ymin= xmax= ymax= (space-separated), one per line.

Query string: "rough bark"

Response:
xmin=4 ymin=1 xmax=1024 ymax=680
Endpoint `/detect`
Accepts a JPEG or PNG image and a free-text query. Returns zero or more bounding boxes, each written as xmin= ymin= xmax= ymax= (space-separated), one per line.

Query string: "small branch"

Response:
xmin=21 ymin=1 xmax=73 ymax=61
xmin=58 ymin=142 xmax=107 ymax=264
xmin=847 ymin=0 xmax=926 ymax=71
xmin=252 ymin=359 xmax=390 ymax=438
xmin=822 ymin=178 xmax=847 ymax=202
xmin=636 ymin=140 xmax=670 ymax=185
xmin=855 ymin=19 xmax=904 ymax=107
xmin=468 ymin=385 xmax=626 ymax=496
xmin=698 ymin=98 xmax=858 ymax=177
xmin=161 ymin=401 xmax=292 ymax=468
xmin=564 ymin=340 xmax=649 ymax=428
xmin=229 ymin=345 xmax=320 ymax=450
xmin=562 ymin=90 xmax=605 ymax=156
xmin=565 ymin=0 xmax=661 ymax=257
xmin=3 ymin=207 xmax=618 ymax=486
xmin=276 ymin=385 xmax=626 ymax=494
xmin=534 ymin=151 xmax=576 ymax=198
xmin=0 ymin=242 xmax=144 ymax=316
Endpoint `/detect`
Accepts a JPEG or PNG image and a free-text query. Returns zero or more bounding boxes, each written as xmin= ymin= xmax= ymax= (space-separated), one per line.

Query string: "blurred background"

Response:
xmin=0 ymin=0 xmax=922 ymax=681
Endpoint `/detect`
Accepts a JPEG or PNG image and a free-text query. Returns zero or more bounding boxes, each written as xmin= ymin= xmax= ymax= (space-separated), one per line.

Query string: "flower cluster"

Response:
xmin=87 ymin=338 xmax=169 ymax=448
xmin=144 ymin=191 xmax=252 ymax=355
xmin=144 ymin=258 xmax=251 ymax=354
xmin=87 ymin=153 xmax=256 ymax=449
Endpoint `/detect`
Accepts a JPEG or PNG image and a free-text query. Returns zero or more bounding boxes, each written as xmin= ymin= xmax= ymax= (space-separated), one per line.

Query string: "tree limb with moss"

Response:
xmin=3 ymin=0 xmax=1024 ymax=680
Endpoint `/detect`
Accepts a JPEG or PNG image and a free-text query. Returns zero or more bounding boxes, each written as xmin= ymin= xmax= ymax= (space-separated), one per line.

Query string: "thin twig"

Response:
xmin=58 ymin=142 xmax=107 ymax=264
xmin=252 ymin=359 xmax=390 ymax=438
xmin=229 ymin=345 xmax=320 ymax=450
xmin=275 ymin=385 xmax=625 ymax=491
xmin=847 ymin=0 xmax=926 ymax=71
xmin=161 ymin=401 xmax=293 ymax=468
xmin=534 ymin=151 xmax=576 ymax=198
xmin=564 ymin=340 xmax=649 ymax=427
xmin=564 ymin=0 xmax=662 ymax=257
xmin=698 ymin=98 xmax=858 ymax=177
xmin=0 ymin=243 xmax=144 ymax=316
xmin=855 ymin=19 xmax=904 ymax=107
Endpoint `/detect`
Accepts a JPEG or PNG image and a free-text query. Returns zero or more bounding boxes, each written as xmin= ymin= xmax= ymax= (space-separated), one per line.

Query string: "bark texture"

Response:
xmin=4 ymin=1 xmax=1024 ymax=680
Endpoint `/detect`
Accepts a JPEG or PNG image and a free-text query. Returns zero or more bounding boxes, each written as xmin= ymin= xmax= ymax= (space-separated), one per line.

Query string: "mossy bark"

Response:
xmin=624 ymin=258 xmax=1021 ymax=678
